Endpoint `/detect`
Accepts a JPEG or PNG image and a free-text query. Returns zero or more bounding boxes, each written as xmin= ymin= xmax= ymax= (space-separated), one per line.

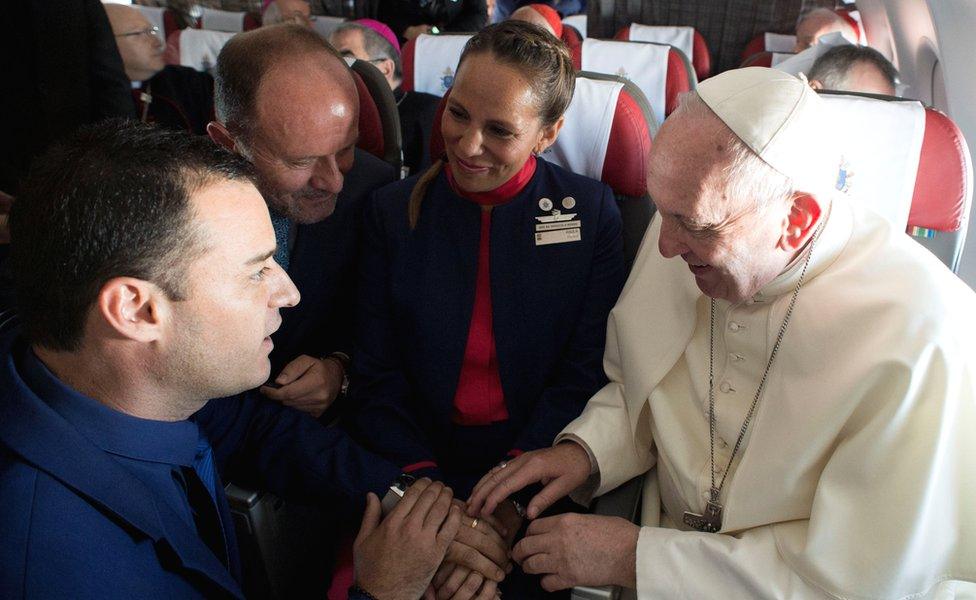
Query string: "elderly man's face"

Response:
xmin=330 ymin=28 xmax=370 ymax=61
xmin=166 ymin=178 xmax=300 ymax=398
xmin=106 ymin=5 xmax=165 ymax=82
xmin=793 ymin=12 xmax=852 ymax=53
xmin=648 ymin=111 xmax=793 ymax=304
xmin=270 ymin=0 xmax=312 ymax=27
xmin=243 ymin=55 xmax=359 ymax=224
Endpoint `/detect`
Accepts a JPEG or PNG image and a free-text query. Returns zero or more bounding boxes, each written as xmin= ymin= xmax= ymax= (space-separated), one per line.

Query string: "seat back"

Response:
xmin=740 ymin=31 xmax=796 ymax=64
xmin=429 ymin=71 xmax=656 ymax=270
xmin=349 ymin=59 xmax=403 ymax=174
xmin=563 ymin=14 xmax=587 ymax=38
xmin=164 ymin=29 xmax=236 ymax=72
xmin=740 ymin=50 xmax=793 ymax=69
xmin=200 ymin=8 xmax=259 ymax=32
xmin=401 ymin=33 xmax=473 ymax=97
xmin=561 ymin=24 xmax=584 ymax=55
xmin=616 ymin=23 xmax=710 ymax=80
xmin=820 ymin=91 xmax=972 ymax=271
xmin=578 ymin=38 xmax=686 ymax=126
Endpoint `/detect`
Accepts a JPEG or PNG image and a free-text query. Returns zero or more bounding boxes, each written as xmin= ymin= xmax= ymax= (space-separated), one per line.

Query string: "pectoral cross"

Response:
xmin=683 ymin=488 xmax=723 ymax=533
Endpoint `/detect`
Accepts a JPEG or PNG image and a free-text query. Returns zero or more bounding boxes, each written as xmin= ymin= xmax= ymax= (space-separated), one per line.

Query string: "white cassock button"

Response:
xmin=729 ymin=322 xmax=741 ymax=332
xmin=730 ymin=352 xmax=744 ymax=362
xmin=720 ymin=381 xmax=733 ymax=393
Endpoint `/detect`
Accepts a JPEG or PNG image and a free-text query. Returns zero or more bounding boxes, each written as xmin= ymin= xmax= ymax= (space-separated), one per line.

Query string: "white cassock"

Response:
xmin=558 ymin=197 xmax=976 ymax=598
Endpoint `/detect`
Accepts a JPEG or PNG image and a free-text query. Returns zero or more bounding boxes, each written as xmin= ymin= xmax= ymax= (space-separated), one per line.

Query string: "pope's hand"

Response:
xmin=466 ymin=442 xmax=591 ymax=520
xmin=512 ymin=513 xmax=639 ymax=591
xmin=353 ymin=479 xmax=461 ymax=600
xmin=260 ymin=354 xmax=343 ymax=418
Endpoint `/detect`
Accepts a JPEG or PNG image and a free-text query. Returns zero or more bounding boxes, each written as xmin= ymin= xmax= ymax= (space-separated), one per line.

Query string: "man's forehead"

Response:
xmin=191 ymin=178 xmax=272 ymax=242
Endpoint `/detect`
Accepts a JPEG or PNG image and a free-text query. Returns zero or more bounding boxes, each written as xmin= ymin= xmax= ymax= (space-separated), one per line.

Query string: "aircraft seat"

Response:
xmin=615 ymin=24 xmax=711 ymax=80
xmin=349 ymin=59 xmax=403 ymax=174
xmin=400 ymin=33 xmax=474 ymax=98
xmin=563 ymin=14 xmax=587 ymax=39
xmin=819 ymin=91 xmax=972 ymax=272
xmin=561 ymin=24 xmax=584 ymax=55
xmin=740 ymin=50 xmax=795 ymax=69
xmin=740 ymin=32 xmax=797 ymax=64
xmin=199 ymin=8 xmax=260 ymax=33
xmin=574 ymin=38 xmax=692 ymax=126
xmin=429 ymin=71 xmax=656 ymax=270
xmin=164 ymin=29 xmax=236 ymax=73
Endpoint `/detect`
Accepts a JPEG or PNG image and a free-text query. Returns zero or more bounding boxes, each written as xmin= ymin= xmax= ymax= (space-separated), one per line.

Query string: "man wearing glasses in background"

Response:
xmin=105 ymin=3 xmax=216 ymax=136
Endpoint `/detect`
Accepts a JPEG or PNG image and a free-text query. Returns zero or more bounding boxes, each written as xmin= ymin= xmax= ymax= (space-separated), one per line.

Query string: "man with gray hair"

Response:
xmin=330 ymin=19 xmax=441 ymax=174
xmin=808 ymin=44 xmax=898 ymax=96
xmin=262 ymin=0 xmax=313 ymax=28
xmin=467 ymin=67 xmax=976 ymax=598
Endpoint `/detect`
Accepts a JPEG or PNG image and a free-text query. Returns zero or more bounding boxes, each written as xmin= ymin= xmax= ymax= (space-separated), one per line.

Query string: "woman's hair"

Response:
xmin=408 ymin=21 xmax=575 ymax=229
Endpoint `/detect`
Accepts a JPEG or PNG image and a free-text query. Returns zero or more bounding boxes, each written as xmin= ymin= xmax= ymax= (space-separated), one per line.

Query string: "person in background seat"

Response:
xmin=0 ymin=120 xmax=461 ymax=600
xmin=807 ymin=44 xmax=898 ymax=96
xmin=793 ymin=7 xmax=857 ymax=53
xmin=105 ymin=4 xmax=215 ymax=135
xmin=262 ymin=0 xmax=313 ymax=28
xmin=351 ymin=21 xmax=625 ymax=598
xmin=208 ymin=25 xmax=397 ymax=419
xmin=507 ymin=4 xmax=562 ymax=37
xmin=378 ymin=0 xmax=489 ymax=42
xmin=330 ymin=19 xmax=441 ymax=176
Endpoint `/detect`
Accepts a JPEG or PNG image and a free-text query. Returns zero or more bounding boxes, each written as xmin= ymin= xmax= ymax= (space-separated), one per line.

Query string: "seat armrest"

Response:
xmin=571 ymin=475 xmax=644 ymax=600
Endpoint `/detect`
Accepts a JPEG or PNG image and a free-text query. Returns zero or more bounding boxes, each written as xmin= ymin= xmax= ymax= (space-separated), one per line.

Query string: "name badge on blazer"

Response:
xmin=535 ymin=198 xmax=581 ymax=246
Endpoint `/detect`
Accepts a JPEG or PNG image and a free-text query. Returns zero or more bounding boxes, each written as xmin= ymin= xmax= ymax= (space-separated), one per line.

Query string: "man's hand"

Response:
xmin=447 ymin=501 xmax=510 ymax=581
xmin=512 ymin=513 xmax=639 ymax=592
xmin=466 ymin=443 xmax=592 ymax=520
xmin=353 ymin=479 xmax=461 ymax=600
xmin=261 ymin=354 xmax=343 ymax=418
xmin=431 ymin=563 xmax=500 ymax=600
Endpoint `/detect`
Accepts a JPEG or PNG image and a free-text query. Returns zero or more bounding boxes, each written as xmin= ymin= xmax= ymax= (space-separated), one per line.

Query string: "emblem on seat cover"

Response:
xmin=441 ymin=67 xmax=455 ymax=93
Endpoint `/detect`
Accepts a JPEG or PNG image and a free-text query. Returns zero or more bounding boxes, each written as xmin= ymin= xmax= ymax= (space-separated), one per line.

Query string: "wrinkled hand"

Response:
xmin=354 ymin=479 xmax=461 ymax=600
xmin=404 ymin=24 xmax=432 ymax=39
xmin=261 ymin=354 xmax=343 ymax=418
xmin=467 ymin=442 xmax=591 ymax=520
xmin=443 ymin=501 xmax=509 ymax=583
xmin=0 ymin=190 xmax=13 ymax=245
xmin=431 ymin=563 xmax=500 ymax=600
xmin=512 ymin=513 xmax=639 ymax=592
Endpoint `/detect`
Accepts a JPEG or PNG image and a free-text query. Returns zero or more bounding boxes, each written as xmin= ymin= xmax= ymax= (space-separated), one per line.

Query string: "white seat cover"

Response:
xmin=311 ymin=16 xmax=346 ymax=39
xmin=628 ymin=24 xmax=694 ymax=64
xmin=178 ymin=29 xmax=236 ymax=72
xmin=200 ymin=8 xmax=246 ymax=32
xmin=563 ymin=14 xmax=587 ymax=38
xmin=135 ymin=5 xmax=167 ymax=44
xmin=764 ymin=32 xmax=796 ymax=53
xmin=413 ymin=34 xmax=472 ymax=97
xmin=546 ymin=76 xmax=621 ymax=180
xmin=770 ymin=52 xmax=793 ymax=67
xmin=581 ymin=39 xmax=667 ymax=127
xmin=774 ymin=31 xmax=853 ymax=77
xmin=821 ymin=94 xmax=926 ymax=229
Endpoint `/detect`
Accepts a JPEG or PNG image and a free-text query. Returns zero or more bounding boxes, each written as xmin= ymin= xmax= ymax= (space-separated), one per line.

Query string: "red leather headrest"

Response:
xmin=401 ymin=37 xmax=417 ymax=93
xmin=740 ymin=34 xmax=766 ymax=65
xmin=740 ymin=51 xmax=774 ymax=68
xmin=163 ymin=30 xmax=181 ymax=66
xmin=351 ymin=70 xmax=385 ymax=161
xmin=561 ymin=25 xmax=583 ymax=54
xmin=909 ymin=108 xmax=971 ymax=232
xmin=163 ymin=9 xmax=183 ymax=37
xmin=429 ymin=80 xmax=651 ymax=197
xmin=243 ymin=13 xmax=261 ymax=31
xmin=614 ymin=26 xmax=711 ymax=80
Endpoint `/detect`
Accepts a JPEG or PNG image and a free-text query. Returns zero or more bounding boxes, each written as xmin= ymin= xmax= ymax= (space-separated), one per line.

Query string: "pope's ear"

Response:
xmin=96 ymin=278 xmax=167 ymax=343
xmin=779 ymin=192 xmax=823 ymax=252
xmin=207 ymin=121 xmax=237 ymax=153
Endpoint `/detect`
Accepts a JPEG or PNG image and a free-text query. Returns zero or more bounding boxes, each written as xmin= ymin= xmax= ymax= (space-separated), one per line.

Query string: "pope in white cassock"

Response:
xmin=466 ymin=67 xmax=976 ymax=599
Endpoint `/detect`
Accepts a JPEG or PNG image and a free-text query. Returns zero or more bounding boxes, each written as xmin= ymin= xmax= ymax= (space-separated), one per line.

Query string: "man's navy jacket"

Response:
xmin=0 ymin=331 xmax=399 ymax=598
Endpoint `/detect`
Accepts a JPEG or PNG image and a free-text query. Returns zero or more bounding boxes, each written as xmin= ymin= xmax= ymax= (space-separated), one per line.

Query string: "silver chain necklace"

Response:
xmin=683 ymin=222 xmax=824 ymax=533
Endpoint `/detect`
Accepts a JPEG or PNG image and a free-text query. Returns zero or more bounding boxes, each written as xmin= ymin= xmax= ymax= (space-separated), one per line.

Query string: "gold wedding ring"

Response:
xmin=470 ymin=518 xmax=479 ymax=529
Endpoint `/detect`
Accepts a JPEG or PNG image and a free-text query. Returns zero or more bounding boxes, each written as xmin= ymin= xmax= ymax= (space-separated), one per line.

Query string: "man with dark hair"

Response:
xmin=208 ymin=24 xmax=398 ymax=419
xmin=330 ymin=20 xmax=441 ymax=175
xmin=105 ymin=3 xmax=216 ymax=135
xmin=0 ymin=120 xmax=463 ymax=599
xmin=808 ymin=44 xmax=898 ymax=96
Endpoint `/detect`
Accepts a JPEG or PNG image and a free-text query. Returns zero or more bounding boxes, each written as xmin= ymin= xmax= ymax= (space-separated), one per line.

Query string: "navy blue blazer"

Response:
xmin=351 ymin=158 xmax=625 ymax=490
xmin=0 ymin=331 xmax=399 ymax=599
xmin=269 ymin=149 xmax=397 ymax=375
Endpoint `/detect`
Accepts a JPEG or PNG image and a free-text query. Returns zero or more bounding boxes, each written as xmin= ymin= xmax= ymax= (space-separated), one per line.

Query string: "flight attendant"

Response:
xmin=350 ymin=23 xmax=624 ymax=594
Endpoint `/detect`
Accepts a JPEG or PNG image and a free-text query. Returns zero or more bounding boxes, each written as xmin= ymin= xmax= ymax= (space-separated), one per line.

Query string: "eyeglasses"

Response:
xmin=116 ymin=25 xmax=160 ymax=40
